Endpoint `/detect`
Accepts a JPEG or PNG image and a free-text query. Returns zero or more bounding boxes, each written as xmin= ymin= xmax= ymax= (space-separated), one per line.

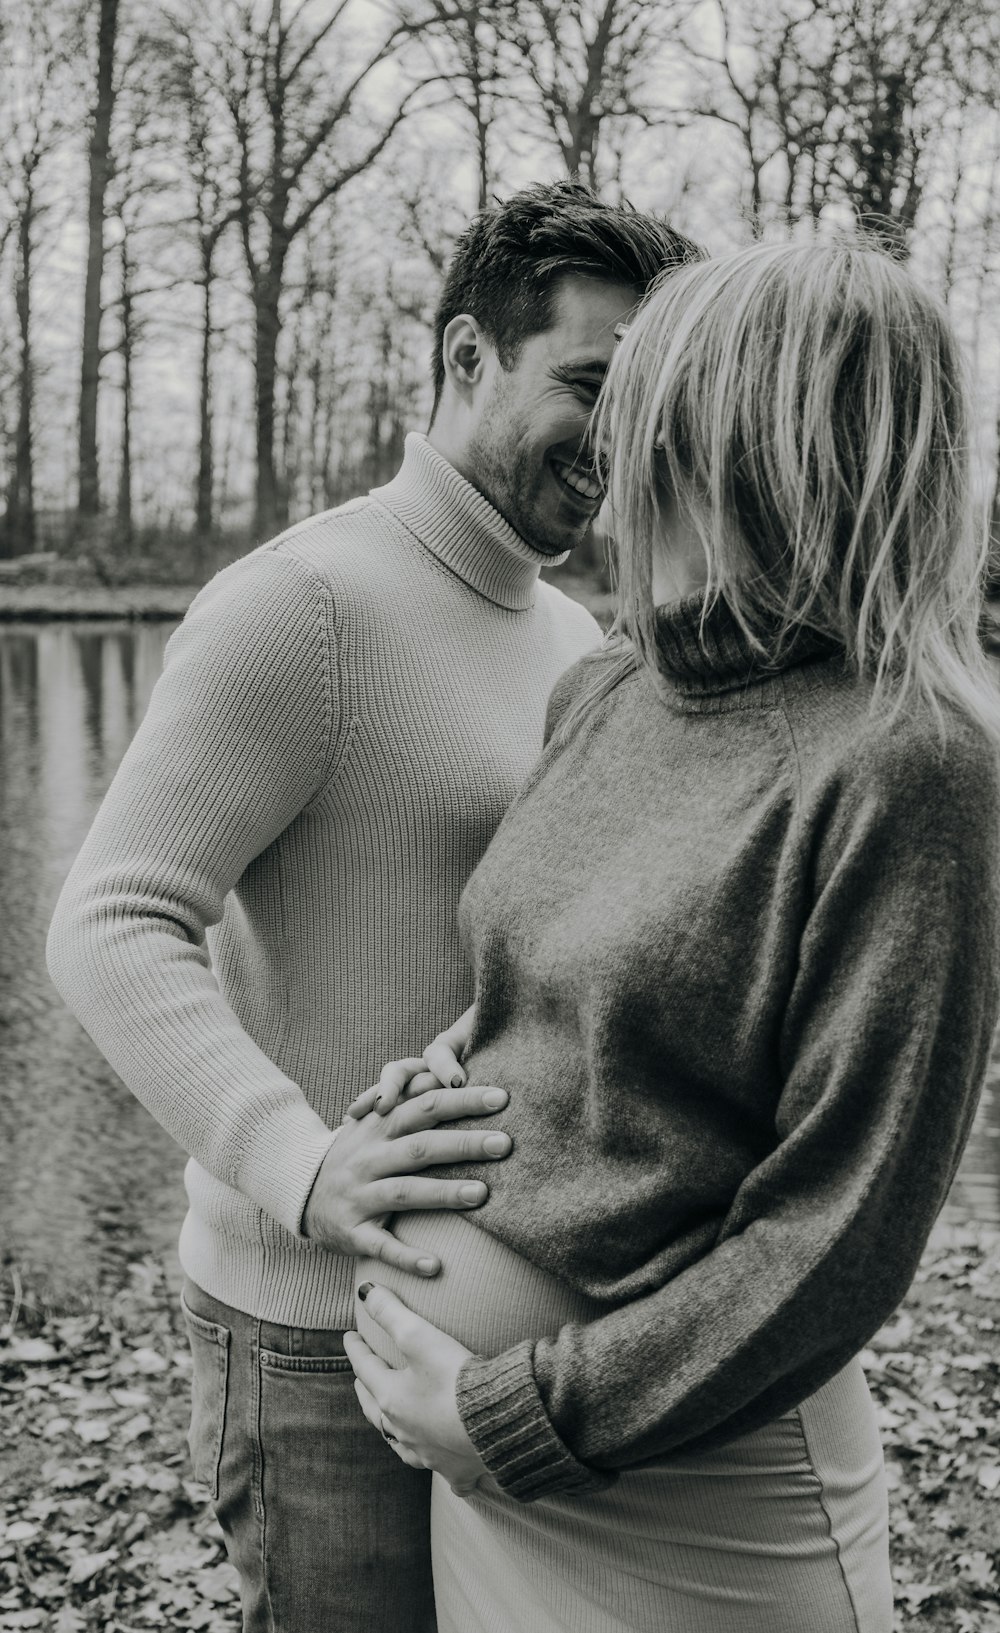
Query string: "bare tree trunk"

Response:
xmin=116 ymin=238 xmax=133 ymax=545
xmin=988 ymin=397 xmax=1000 ymax=590
xmin=319 ymin=351 xmax=338 ymax=508
xmin=564 ymin=106 xmax=601 ymax=186
xmin=254 ymin=266 xmax=285 ymax=539
xmin=217 ymin=378 xmax=240 ymax=531
xmin=2 ymin=190 xmax=36 ymax=557
xmin=281 ymin=295 xmax=307 ymax=520
xmin=474 ymin=87 xmax=490 ymax=208
xmin=195 ymin=253 xmax=214 ymax=536
xmin=939 ymin=123 xmax=966 ymax=296
xmin=78 ymin=0 xmax=119 ymax=521
xmin=219 ymin=0 xmax=427 ymax=536
xmin=305 ymin=284 xmax=335 ymax=512
xmin=462 ymin=5 xmax=495 ymax=208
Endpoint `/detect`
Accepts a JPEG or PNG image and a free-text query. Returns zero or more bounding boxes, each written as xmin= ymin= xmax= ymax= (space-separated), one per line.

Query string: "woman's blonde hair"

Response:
xmin=570 ymin=239 xmax=999 ymax=745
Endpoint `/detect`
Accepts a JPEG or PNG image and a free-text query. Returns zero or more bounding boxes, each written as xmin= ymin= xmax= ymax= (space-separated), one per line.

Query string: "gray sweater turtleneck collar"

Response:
xmin=653 ymin=591 xmax=845 ymax=701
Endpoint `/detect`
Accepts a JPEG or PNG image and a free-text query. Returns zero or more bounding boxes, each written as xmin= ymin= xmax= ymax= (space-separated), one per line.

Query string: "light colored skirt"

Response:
xmin=355 ymin=1214 xmax=892 ymax=1633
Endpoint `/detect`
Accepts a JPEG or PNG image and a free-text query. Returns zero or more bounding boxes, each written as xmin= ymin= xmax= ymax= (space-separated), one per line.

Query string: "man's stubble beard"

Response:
xmin=467 ymin=388 xmax=577 ymax=558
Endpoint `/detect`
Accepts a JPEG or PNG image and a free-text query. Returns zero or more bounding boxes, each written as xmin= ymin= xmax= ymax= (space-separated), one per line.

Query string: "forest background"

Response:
xmin=3 ymin=0 xmax=1000 ymax=590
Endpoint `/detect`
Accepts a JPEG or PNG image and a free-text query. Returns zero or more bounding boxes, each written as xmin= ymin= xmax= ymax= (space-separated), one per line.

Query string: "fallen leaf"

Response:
xmin=894 ymin=1580 xmax=941 ymax=1614
xmin=109 ymin=1386 xmax=150 ymax=1408
xmin=75 ymin=1392 xmax=115 ymax=1412
xmin=120 ymin=1412 xmax=153 ymax=1442
xmin=124 ymin=1464 xmax=178 ymax=1493
xmin=53 ymin=1606 xmax=86 ymax=1633
xmin=120 ymin=1510 xmax=149 ymax=1545
xmin=65 ymin=1546 xmax=118 ymax=1585
xmin=874 ymin=1313 xmax=914 ymax=1348
xmin=930 ymin=1387 xmax=961 ymax=1410
xmin=74 ymin=1418 xmax=111 ymax=1443
xmin=44 ymin=1462 xmax=101 ymax=1489
xmin=883 ymin=1458 xmax=905 ymax=1490
xmin=0 ymin=1338 xmax=58 ymax=1364
xmin=48 ymin=1381 xmax=84 ymax=1400
xmin=4 ymin=1522 xmax=39 ymax=1544
xmin=51 ymin=1316 xmax=98 ymax=1349
xmin=198 ymin=1561 xmax=240 ymax=1603
xmin=930 ymin=1508 xmax=959 ymax=1531
xmin=956 ymin=1550 xmax=997 ymax=1590
xmin=130 ymin=1348 xmax=167 ymax=1375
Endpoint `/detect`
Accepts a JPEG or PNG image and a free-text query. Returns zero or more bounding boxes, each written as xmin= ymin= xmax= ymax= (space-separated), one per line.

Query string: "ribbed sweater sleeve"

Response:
xmin=457 ymin=721 xmax=1000 ymax=1500
xmin=46 ymin=550 xmax=342 ymax=1237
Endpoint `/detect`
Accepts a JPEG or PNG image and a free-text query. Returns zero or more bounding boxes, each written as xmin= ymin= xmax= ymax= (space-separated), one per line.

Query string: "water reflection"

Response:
xmin=0 ymin=622 xmax=184 ymax=1306
xmin=0 ymin=621 xmax=997 ymax=1310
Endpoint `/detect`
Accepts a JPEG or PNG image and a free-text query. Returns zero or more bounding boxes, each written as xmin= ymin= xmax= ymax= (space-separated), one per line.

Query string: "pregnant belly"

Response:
xmin=353 ymin=1211 xmax=601 ymax=1368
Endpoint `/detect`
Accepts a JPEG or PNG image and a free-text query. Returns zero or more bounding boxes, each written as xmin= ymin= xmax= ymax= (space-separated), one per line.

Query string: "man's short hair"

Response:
xmin=430 ymin=180 xmax=705 ymax=413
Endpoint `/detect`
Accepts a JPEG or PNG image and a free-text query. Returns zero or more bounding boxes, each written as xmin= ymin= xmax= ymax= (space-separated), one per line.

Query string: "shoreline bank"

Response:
xmin=0 ymin=584 xmax=201 ymax=621
xmin=0 ymin=573 xmax=618 ymax=626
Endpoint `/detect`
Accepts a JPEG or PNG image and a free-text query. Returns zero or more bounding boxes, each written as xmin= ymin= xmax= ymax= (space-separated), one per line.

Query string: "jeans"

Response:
xmin=181 ymin=1277 xmax=436 ymax=1633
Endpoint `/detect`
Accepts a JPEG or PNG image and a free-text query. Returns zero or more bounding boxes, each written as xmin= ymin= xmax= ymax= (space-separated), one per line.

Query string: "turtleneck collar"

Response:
xmin=371 ymin=434 xmax=569 ymax=612
xmin=653 ymin=591 xmax=843 ymax=699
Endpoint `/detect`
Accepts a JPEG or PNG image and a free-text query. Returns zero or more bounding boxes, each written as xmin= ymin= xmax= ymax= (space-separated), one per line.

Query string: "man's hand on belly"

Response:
xmin=301 ymin=1085 xmax=511 ymax=1276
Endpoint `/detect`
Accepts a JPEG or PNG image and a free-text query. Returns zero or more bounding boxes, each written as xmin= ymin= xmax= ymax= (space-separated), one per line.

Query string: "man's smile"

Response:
xmin=549 ymin=458 xmax=603 ymax=508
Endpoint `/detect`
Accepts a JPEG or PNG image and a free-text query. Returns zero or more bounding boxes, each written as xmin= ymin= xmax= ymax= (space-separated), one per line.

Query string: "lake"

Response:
xmin=1 ymin=620 xmax=998 ymax=1308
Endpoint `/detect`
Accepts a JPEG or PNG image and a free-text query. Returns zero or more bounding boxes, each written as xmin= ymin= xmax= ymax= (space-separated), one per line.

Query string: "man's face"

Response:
xmin=465 ymin=276 xmax=639 ymax=556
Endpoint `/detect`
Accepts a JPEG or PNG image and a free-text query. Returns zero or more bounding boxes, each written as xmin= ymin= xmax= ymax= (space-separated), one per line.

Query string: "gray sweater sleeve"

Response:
xmin=46 ymin=550 xmax=344 ymax=1237
xmin=456 ymin=720 xmax=1000 ymax=1500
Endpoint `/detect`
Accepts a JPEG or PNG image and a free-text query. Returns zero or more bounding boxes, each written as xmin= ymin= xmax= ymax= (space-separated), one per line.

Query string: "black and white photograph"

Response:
xmin=2 ymin=1 xmax=1000 ymax=1629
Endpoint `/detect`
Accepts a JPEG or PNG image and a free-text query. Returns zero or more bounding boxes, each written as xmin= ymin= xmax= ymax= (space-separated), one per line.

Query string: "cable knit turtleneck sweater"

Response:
xmin=448 ymin=595 xmax=1000 ymax=1501
xmin=46 ymin=434 xmax=601 ymax=1329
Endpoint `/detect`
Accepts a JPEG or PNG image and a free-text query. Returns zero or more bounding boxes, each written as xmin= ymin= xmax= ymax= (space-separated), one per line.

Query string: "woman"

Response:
xmin=343 ymin=241 xmax=1000 ymax=1633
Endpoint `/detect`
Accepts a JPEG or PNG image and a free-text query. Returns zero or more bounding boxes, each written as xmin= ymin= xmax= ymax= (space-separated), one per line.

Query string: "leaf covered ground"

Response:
xmin=0 ymin=1262 xmax=239 ymax=1632
xmin=864 ymin=1222 xmax=1000 ymax=1630
xmin=1 ymin=1227 xmax=998 ymax=1632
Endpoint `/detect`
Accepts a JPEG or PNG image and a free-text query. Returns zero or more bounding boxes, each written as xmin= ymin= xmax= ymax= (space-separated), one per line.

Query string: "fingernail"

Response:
xmin=485 ymin=1134 xmax=509 ymax=1156
xmin=482 ymin=1089 xmax=506 ymax=1110
xmin=357 ymin=1282 xmax=373 ymax=1302
xmin=460 ymin=1183 xmax=485 ymax=1204
xmin=451 ymin=1074 xmax=465 ymax=1088
xmin=417 ymin=1257 xmax=437 ymax=1275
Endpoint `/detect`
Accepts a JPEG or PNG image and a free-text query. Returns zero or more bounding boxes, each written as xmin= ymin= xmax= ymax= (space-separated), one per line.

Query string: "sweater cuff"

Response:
xmin=241 ymin=1105 xmax=341 ymax=1239
xmin=456 ymin=1342 xmax=614 ymax=1502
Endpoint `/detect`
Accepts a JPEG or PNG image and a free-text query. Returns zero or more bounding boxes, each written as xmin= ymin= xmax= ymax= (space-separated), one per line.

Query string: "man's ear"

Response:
xmin=440 ymin=314 xmax=490 ymax=398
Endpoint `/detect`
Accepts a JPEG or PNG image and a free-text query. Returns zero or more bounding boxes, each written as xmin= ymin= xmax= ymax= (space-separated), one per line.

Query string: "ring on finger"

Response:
xmin=379 ymin=1411 xmax=398 ymax=1444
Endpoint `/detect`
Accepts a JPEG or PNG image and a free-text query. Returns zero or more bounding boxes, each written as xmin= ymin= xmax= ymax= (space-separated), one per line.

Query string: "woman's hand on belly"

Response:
xmin=345 ymin=1004 xmax=479 ymax=1119
xmin=343 ymin=1281 xmax=489 ymax=1496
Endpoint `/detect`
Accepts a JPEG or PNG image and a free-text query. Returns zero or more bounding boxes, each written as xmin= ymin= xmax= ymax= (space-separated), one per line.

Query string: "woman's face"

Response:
xmin=651 ymin=482 xmax=710 ymax=606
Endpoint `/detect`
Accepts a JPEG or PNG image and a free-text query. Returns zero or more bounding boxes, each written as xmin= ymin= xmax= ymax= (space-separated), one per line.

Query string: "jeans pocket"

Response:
xmin=181 ymin=1289 xmax=230 ymax=1500
xmin=258 ymin=1349 xmax=352 ymax=1374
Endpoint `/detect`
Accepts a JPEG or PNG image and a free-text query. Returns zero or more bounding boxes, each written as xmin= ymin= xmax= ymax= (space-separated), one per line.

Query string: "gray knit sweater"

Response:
xmin=45 ymin=435 xmax=600 ymax=1329
xmin=451 ymin=594 xmax=1000 ymax=1501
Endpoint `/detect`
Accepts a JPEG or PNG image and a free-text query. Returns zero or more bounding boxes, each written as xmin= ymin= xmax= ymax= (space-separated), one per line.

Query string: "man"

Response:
xmin=47 ymin=182 xmax=702 ymax=1631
